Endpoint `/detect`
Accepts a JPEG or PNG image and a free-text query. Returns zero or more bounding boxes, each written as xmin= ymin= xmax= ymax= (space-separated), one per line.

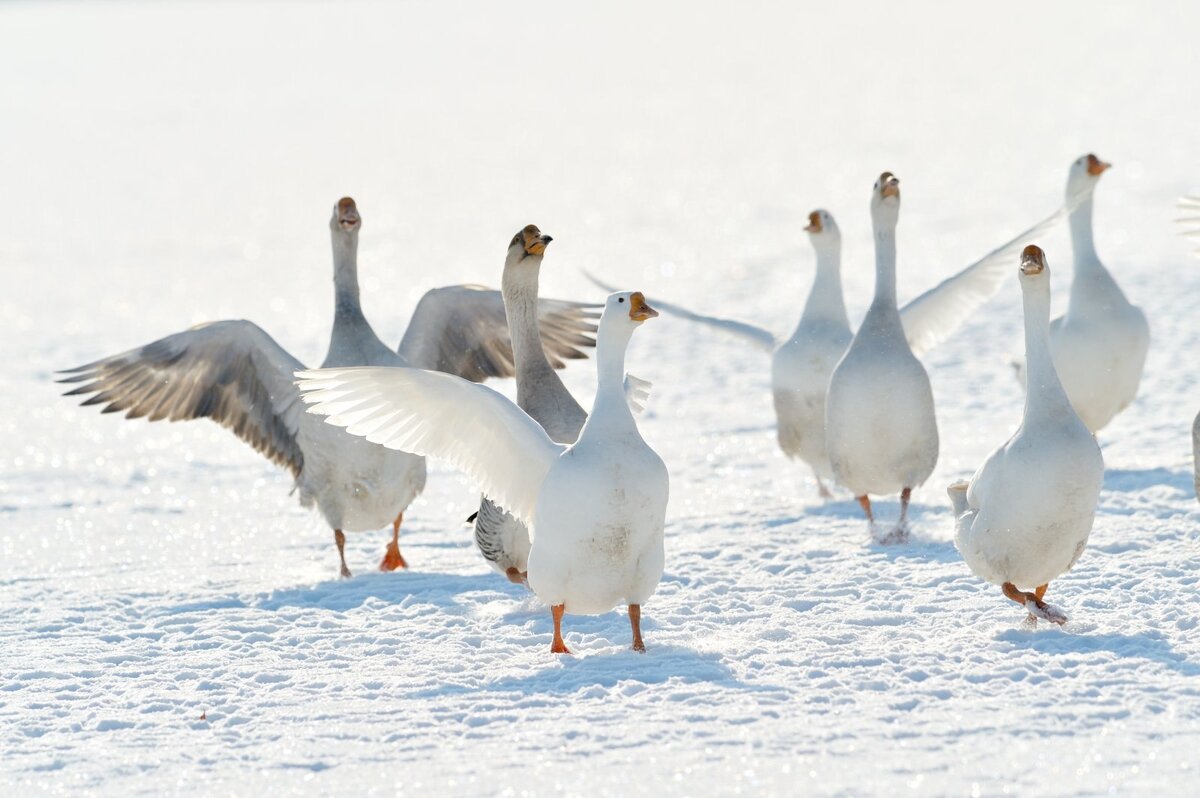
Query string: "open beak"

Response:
xmin=1020 ymin=244 xmax=1046 ymax=275
xmin=336 ymin=197 xmax=360 ymax=230
xmin=804 ymin=211 xmax=822 ymax=233
xmin=628 ymin=292 xmax=659 ymax=322
xmin=1086 ymin=154 xmax=1111 ymax=176
xmin=880 ymin=172 xmax=900 ymax=199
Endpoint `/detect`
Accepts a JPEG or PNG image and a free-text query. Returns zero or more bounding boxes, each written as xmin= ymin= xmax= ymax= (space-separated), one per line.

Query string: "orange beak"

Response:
xmin=804 ymin=211 xmax=822 ymax=233
xmin=1086 ymin=154 xmax=1111 ymax=176
xmin=880 ymin=172 xmax=900 ymax=198
xmin=628 ymin=292 xmax=659 ymax=322
xmin=522 ymin=225 xmax=552 ymax=256
xmin=1020 ymin=244 xmax=1046 ymax=275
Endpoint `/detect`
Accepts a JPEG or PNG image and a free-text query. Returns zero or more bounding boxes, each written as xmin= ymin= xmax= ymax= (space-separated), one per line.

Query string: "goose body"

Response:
xmin=61 ymin=199 xmax=598 ymax=576
xmin=951 ymin=246 xmax=1103 ymax=624
xmin=825 ymin=173 xmax=937 ymax=541
xmin=299 ymin=291 xmax=668 ymax=653
xmin=1017 ymin=154 xmax=1149 ymax=432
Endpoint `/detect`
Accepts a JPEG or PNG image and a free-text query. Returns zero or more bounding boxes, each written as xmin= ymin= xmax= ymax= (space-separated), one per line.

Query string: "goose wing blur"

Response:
xmin=59 ymin=320 xmax=307 ymax=478
xmin=397 ymin=284 xmax=600 ymax=381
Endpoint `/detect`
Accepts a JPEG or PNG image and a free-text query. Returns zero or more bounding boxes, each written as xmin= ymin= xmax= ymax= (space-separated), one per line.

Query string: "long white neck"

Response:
xmin=1068 ymin=193 xmax=1101 ymax=269
xmin=579 ymin=319 xmax=638 ymax=440
xmin=502 ymin=256 xmax=561 ymax=404
xmin=1066 ymin=190 xmax=1126 ymax=313
xmin=1021 ymin=277 xmax=1076 ymax=424
xmin=791 ymin=241 xmax=849 ymax=338
xmin=868 ymin=216 xmax=903 ymax=326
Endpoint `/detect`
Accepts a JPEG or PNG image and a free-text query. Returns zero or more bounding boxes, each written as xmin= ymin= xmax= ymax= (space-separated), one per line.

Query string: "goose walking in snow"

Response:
xmin=584 ymin=189 xmax=1073 ymax=500
xmin=825 ymin=172 xmax=938 ymax=543
xmin=60 ymin=198 xmax=598 ymax=577
xmin=950 ymin=245 xmax=1103 ymax=625
xmin=1014 ymin=154 xmax=1149 ymax=433
xmin=299 ymin=291 xmax=668 ymax=654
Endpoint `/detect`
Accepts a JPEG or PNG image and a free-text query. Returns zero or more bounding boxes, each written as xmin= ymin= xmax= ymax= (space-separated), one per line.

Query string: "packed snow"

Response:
xmin=3 ymin=1 xmax=1199 ymax=795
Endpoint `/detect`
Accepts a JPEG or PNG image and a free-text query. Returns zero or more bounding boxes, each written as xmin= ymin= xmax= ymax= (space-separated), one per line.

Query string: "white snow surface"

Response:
xmin=3 ymin=2 xmax=1200 ymax=795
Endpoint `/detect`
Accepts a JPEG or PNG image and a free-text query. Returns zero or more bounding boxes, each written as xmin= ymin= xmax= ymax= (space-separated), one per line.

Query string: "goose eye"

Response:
xmin=618 ymin=297 xmax=625 ymax=303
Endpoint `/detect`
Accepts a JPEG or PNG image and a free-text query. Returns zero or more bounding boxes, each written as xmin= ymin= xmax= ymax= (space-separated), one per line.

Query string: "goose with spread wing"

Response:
xmin=583 ymin=187 xmax=1072 ymax=499
xmin=60 ymin=198 xmax=598 ymax=577
xmin=950 ymin=246 xmax=1103 ymax=625
xmin=299 ymin=291 xmax=668 ymax=654
xmin=1014 ymin=154 xmax=1149 ymax=433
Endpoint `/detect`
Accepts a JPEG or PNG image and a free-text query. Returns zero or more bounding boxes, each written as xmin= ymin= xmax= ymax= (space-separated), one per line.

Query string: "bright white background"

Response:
xmin=2 ymin=1 xmax=1199 ymax=795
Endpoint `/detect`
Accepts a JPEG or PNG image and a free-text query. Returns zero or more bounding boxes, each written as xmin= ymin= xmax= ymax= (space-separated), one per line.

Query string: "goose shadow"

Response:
xmin=1103 ymin=467 xmax=1195 ymax=494
xmin=994 ymin=628 xmax=1200 ymax=677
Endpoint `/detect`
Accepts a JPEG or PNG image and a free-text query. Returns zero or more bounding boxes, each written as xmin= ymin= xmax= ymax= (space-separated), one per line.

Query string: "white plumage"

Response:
xmin=950 ymin=245 xmax=1103 ymax=625
xmin=300 ymin=291 xmax=668 ymax=654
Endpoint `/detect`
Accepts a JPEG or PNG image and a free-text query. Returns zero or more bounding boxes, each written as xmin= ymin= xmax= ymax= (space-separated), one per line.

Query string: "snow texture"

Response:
xmin=3 ymin=1 xmax=1199 ymax=795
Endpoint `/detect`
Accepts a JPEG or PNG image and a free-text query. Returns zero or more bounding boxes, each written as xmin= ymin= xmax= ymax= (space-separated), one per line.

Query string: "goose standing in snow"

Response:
xmin=825 ymin=172 xmax=938 ymax=543
xmin=298 ymin=291 xmax=668 ymax=654
xmin=1015 ymin=154 xmax=1149 ymax=432
xmin=584 ymin=190 xmax=1074 ymax=499
xmin=471 ymin=225 xmax=587 ymax=584
xmin=950 ymin=245 xmax=1103 ymax=625
xmin=60 ymin=198 xmax=598 ymax=577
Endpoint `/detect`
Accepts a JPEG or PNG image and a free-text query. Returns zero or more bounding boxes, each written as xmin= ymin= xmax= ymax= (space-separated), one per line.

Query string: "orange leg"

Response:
xmin=899 ymin=487 xmax=912 ymax=525
xmin=857 ymin=495 xmax=874 ymax=523
xmin=629 ymin=604 xmax=646 ymax=652
xmin=550 ymin=604 xmax=571 ymax=654
xmin=334 ymin=529 xmax=351 ymax=579
xmin=379 ymin=512 xmax=408 ymax=571
xmin=1003 ymin=581 xmax=1065 ymax=625
xmin=1035 ymin=584 xmax=1048 ymax=601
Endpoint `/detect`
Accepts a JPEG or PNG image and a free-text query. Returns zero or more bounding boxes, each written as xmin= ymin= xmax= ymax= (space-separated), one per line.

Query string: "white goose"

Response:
xmin=825 ymin=172 xmax=938 ymax=543
xmin=950 ymin=245 xmax=1103 ymax=625
xmin=60 ymin=198 xmax=598 ymax=577
xmin=1015 ymin=154 xmax=1150 ymax=433
xmin=298 ymin=291 xmax=669 ymax=654
xmin=585 ymin=192 xmax=1074 ymax=499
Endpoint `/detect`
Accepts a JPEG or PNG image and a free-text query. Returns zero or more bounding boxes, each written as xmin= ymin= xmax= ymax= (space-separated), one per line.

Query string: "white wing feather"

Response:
xmin=1176 ymin=195 xmax=1200 ymax=258
xmin=623 ymin=373 xmax=653 ymax=415
xmin=580 ymin=268 xmax=776 ymax=352
xmin=296 ymin=366 xmax=564 ymax=526
xmin=899 ymin=199 xmax=1076 ymax=356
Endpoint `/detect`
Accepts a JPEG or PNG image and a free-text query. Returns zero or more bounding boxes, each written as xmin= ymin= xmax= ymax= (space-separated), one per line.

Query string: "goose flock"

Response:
xmin=63 ymin=153 xmax=1174 ymax=651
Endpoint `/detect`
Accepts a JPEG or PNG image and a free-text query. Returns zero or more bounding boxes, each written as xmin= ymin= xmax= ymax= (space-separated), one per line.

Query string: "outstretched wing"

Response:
xmin=59 ymin=320 xmax=307 ymax=478
xmin=580 ymin=269 xmax=776 ymax=352
xmin=398 ymin=284 xmax=600 ymax=382
xmin=297 ymin=366 xmax=564 ymax=526
xmin=899 ymin=199 xmax=1076 ymax=356
xmin=1176 ymin=195 xmax=1200 ymax=259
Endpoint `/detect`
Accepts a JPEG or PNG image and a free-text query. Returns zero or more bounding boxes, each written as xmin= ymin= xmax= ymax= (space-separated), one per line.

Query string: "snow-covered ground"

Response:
xmin=3 ymin=1 xmax=1200 ymax=795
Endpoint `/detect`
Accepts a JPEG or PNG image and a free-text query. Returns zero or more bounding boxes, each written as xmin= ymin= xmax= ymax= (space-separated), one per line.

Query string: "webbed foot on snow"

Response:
xmin=379 ymin=541 xmax=408 ymax=572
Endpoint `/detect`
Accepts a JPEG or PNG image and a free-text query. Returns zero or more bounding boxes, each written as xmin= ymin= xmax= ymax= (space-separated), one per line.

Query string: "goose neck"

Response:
xmin=502 ymin=259 xmax=556 ymax=388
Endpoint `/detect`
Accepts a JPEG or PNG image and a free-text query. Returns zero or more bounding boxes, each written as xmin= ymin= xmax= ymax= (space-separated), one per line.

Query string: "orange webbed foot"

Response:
xmin=379 ymin=542 xmax=407 ymax=572
xmin=551 ymin=639 xmax=572 ymax=655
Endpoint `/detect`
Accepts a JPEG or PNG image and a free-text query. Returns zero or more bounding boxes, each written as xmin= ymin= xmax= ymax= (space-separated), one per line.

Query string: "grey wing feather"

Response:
xmin=397 ymin=284 xmax=600 ymax=382
xmin=59 ymin=320 xmax=307 ymax=478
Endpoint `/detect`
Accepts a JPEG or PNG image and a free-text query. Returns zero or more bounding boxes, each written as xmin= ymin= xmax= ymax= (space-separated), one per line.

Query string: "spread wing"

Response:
xmin=624 ymin=373 xmax=652 ymax=416
xmin=580 ymin=269 xmax=776 ymax=352
xmin=899 ymin=198 xmax=1077 ymax=356
xmin=297 ymin=366 xmax=564 ymax=526
xmin=59 ymin=320 xmax=307 ymax=478
xmin=1176 ymin=195 xmax=1200 ymax=259
xmin=397 ymin=284 xmax=600 ymax=382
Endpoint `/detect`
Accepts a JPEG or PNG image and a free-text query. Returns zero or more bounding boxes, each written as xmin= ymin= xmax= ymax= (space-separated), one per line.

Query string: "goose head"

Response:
xmin=870 ymin=172 xmax=901 ymax=228
xmin=1066 ymin=153 xmax=1110 ymax=199
xmin=603 ymin=290 xmax=659 ymax=334
xmin=804 ymin=209 xmax=841 ymax=253
xmin=330 ymin=197 xmax=361 ymax=235
xmin=1019 ymin=244 xmax=1051 ymax=295
xmin=505 ymin=224 xmax=554 ymax=269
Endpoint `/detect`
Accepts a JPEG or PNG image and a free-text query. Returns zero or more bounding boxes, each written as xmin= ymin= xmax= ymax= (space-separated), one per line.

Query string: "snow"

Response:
xmin=3 ymin=1 xmax=1200 ymax=795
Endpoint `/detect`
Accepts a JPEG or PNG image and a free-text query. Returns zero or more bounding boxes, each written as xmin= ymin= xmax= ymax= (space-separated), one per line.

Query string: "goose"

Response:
xmin=825 ymin=172 xmax=938 ymax=543
xmin=584 ymin=191 xmax=1074 ymax=499
xmin=949 ymin=245 xmax=1103 ymax=625
xmin=60 ymin=198 xmax=599 ymax=577
xmin=1014 ymin=154 xmax=1150 ymax=432
xmin=298 ymin=291 xmax=668 ymax=654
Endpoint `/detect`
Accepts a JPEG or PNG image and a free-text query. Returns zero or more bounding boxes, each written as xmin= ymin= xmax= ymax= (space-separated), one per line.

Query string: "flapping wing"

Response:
xmin=397 ymin=284 xmax=600 ymax=382
xmin=297 ymin=366 xmax=564 ymax=526
xmin=59 ymin=320 xmax=307 ymax=478
xmin=580 ymin=268 xmax=776 ymax=352
xmin=899 ymin=199 xmax=1076 ymax=356
xmin=1176 ymin=195 xmax=1200 ymax=259
xmin=624 ymin=373 xmax=652 ymax=416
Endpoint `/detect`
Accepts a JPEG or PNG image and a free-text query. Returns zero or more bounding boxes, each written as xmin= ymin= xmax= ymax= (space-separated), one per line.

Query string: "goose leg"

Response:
xmin=334 ymin=529 xmax=352 ymax=579
xmin=873 ymin=488 xmax=911 ymax=545
xmin=857 ymin=495 xmax=874 ymax=522
xmin=380 ymin=512 xmax=408 ymax=571
xmin=1002 ymin=581 xmax=1067 ymax=626
xmin=550 ymin=604 xmax=571 ymax=654
xmin=629 ymin=604 xmax=646 ymax=652
xmin=815 ymin=472 xmax=833 ymax=499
